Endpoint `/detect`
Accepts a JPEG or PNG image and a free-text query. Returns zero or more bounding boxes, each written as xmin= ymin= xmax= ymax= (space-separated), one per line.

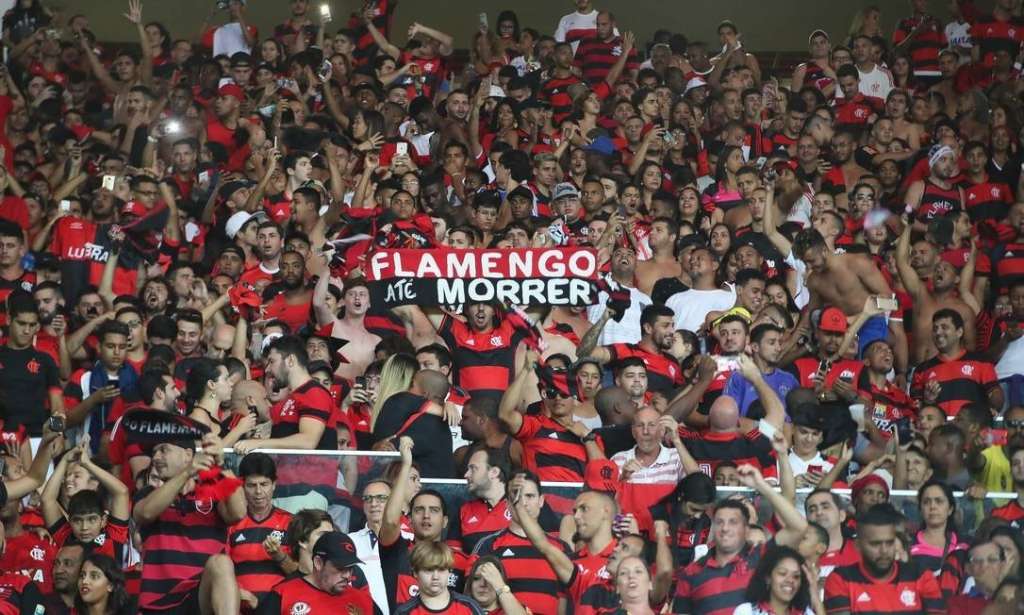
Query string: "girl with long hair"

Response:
xmin=467 ymin=556 xmax=528 ymax=614
xmin=736 ymin=545 xmax=824 ymax=615
xmin=75 ymin=554 xmax=134 ymax=615
xmin=370 ymin=353 xmax=420 ymax=431
xmin=910 ymin=479 xmax=967 ymax=573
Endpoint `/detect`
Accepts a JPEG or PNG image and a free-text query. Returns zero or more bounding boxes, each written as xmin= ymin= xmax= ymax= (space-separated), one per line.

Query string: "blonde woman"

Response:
xmin=369 ymin=353 xmax=420 ymax=432
xmin=847 ymin=6 xmax=883 ymax=46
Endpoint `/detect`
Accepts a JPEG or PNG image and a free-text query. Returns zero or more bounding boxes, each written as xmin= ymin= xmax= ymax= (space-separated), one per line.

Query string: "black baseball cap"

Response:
xmin=312 ymin=531 xmax=362 ymax=569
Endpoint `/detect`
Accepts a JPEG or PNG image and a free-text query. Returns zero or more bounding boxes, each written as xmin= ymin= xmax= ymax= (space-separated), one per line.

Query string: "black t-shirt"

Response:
xmin=651 ymin=277 xmax=689 ymax=306
xmin=592 ymin=424 xmax=635 ymax=457
xmin=0 ymin=346 xmax=60 ymax=435
xmin=373 ymin=392 xmax=455 ymax=478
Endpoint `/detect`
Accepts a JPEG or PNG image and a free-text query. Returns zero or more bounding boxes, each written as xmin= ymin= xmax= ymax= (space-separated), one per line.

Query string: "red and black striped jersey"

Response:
xmin=672 ymin=542 xmax=767 ymax=615
xmin=540 ymin=74 xmax=586 ymax=125
xmin=860 ymin=380 xmax=915 ymax=435
xmin=471 ymin=528 xmax=571 ymax=615
xmin=915 ymin=178 xmax=961 ymax=222
xmin=818 ymin=536 xmax=861 ymax=579
xmin=573 ymin=36 xmax=638 ymax=84
xmin=49 ymin=516 xmax=129 ymax=566
xmin=938 ymin=549 xmax=968 ymax=599
xmin=439 ymin=315 xmax=528 ymax=402
xmin=800 ymin=61 xmax=837 ymax=93
xmin=909 ymin=350 xmax=998 ymax=417
xmin=394 ymin=592 xmax=484 ymax=615
xmin=763 ymin=131 xmax=797 ymax=157
xmin=992 ymin=241 xmax=1024 ymax=289
xmin=256 ymin=574 xmax=374 ymax=615
xmin=893 ymin=15 xmax=947 ymax=77
xmin=447 ymin=498 xmax=510 ymax=555
xmin=515 ymin=414 xmax=595 ymax=482
xmin=607 ymin=343 xmax=685 ymax=395
xmin=270 ymin=380 xmax=337 ymax=450
xmin=347 ymin=0 xmax=393 ymax=67
xmin=228 ymin=508 xmax=293 ymax=600
xmin=820 ymin=166 xmax=848 ymax=197
xmin=992 ymin=498 xmax=1024 ymax=527
xmin=824 ymin=560 xmax=944 ymax=614
xmin=0 ymin=572 xmax=44 ymax=615
xmin=833 ymin=94 xmax=881 ymax=128
xmin=565 ymin=565 xmax=618 ymax=615
xmin=134 ymin=486 xmax=230 ymax=611
xmin=965 ymin=179 xmax=1012 ymax=223
xmin=970 ymin=16 xmax=1024 ymax=66
xmin=678 ymin=429 xmax=778 ymax=482
xmin=791 ymin=357 xmax=865 ymax=389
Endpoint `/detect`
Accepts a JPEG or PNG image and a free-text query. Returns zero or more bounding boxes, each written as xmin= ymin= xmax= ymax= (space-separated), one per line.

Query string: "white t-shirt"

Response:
xmin=996 ymin=334 xmax=1024 ymax=380
xmin=554 ymin=10 xmax=598 ymax=53
xmin=857 ymin=63 xmax=894 ymax=100
xmin=611 ymin=446 xmax=685 ymax=485
xmin=945 ymin=20 xmax=973 ymax=56
xmin=786 ymin=449 xmax=835 ymax=477
xmin=212 ymin=22 xmax=251 ymax=58
xmin=735 ymin=602 xmax=816 ymax=615
xmin=586 ymin=277 xmax=652 ymax=345
xmin=665 ymin=287 xmax=736 ymax=333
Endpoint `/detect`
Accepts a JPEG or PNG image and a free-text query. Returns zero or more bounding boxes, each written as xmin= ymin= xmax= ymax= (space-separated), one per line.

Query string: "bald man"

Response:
xmin=371 ymin=369 xmax=455 ymax=478
xmin=208 ymin=324 xmax=236 ymax=359
xmin=230 ymin=379 xmax=272 ymax=436
xmin=676 ymin=357 xmax=786 ymax=481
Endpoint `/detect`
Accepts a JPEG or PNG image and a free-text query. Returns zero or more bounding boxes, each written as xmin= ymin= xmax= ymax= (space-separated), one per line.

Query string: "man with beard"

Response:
xmin=635 ymin=218 xmax=681 ymax=297
xmin=0 ymin=221 xmax=34 ymax=311
xmin=234 ymin=335 xmax=337 ymax=453
xmin=905 ymin=145 xmax=965 ymax=230
xmin=824 ymin=505 xmax=942 ymax=614
xmin=240 ymin=221 xmax=284 ymax=290
xmin=805 ymin=489 xmax=861 ymax=579
xmin=205 ymin=83 xmax=248 ymax=157
xmin=450 ymin=448 xmax=509 ymax=554
xmin=456 ymin=396 xmax=524 ymax=469
xmin=168 ymin=139 xmax=198 ymax=202
xmin=261 ymin=250 xmax=311 ymax=334
xmin=64 ymin=320 xmax=139 ymax=456
xmin=820 ymin=129 xmax=867 ymax=211
xmin=31 ymin=281 xmax=66 ymax=363
xmin=911 ymin=309 xmax=1002 ymax=417
xmin=585 ymin=245 xmax=651 ymax=345
xmin=723 ymin=323 xmax=797 ymax=417
xmin=0 ymin=294 xmax=64 ymax=435
xmin=857 ymin=339 xmax=914 ymax=459
xmin=665 ymin=246 xmax=736 ymax=334
xmin=228 ymin=453 xmax=292 ymax=609
xmin=314 ymin=278 xmax=381 ymax=382
xmin=579 ymin=304 xmax=685 ymax=396
xmin=896 ymin=222 xmax=977 ymax=363
xmin=171 ymin=308 xmax=205 ymax=379
xmin=992 ymin=444 xmax=1024 ymax=525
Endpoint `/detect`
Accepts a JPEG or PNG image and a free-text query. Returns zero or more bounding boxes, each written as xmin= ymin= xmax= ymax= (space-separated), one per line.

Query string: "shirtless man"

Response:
xmin=792 ymin=228 xmax=896 ymax=358
xmin=635 ymin=217 xmax=681 ymax=296
xmin=828 ymin=129 xmax=867 ymax=211
xmin=884 ymin=89 xmax=922 ymax=151
xmin=895 ymin=219 xmax=976 ymax=363
xmin=315 ymin=278 xmax=381 ymax=381
xmin=928 ymin=49 xmax=960 ymax=119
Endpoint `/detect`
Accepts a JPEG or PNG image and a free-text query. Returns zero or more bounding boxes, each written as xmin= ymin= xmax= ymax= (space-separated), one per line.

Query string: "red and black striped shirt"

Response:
xmin=678 ymin=429 xmax=778 ymax=482
xmin=992 ymin=241 xmax=1024 ymax=290
xmin=471 ymin=528 xmax=571 ymax=615
xmin=992 ymin=498 xmax=1024 ymax=527
xmin=893 ymin=16 xmax=947 ymax=77
xmin=540 ymin=74 xmax=586 ymax=125
xmin=915 ymin=178 xmax=961 ymax=222
xmin=673 ymin=543 xmax=767 ymax=615
xmin=228 ymin=508 xmax=293 ymax=600
xmin=439 ymin=316 xmax=528 ymax=402
xmin=970 ymin=15 xmax=1024 ymax=66
xmin=515 ymin=414 xmax=596 ymax=482
xmin=824 ymin=560 xmax=944 ymax=614
xmin=573 ymin=37 xmax=638 ymax=84
xmin=135 ymin=486 xmax=230 ymax=611
xmin=965 ymin=179 xmax=1012 ymax=224
xmin=565 ymin=565 xmax=618 ymax=615
xmin=270 ymin=380 xmax=337 ymax=450
xmin=910 ymin=350 xmax=998 ymax=417
xmin=447 ymin=498 xmax=510 ymax=555
xmin=49 ymin=516 xmax=129 ymax=567
xmin=607 ymin=343 xmax=685 ymax=395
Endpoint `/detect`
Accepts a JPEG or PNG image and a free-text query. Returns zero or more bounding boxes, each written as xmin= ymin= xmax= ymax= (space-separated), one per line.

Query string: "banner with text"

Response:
xmin=366 ymin=247 xmax=600 ymax=307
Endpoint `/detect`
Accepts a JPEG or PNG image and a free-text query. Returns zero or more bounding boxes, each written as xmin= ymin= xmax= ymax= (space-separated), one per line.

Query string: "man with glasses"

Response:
xmin=351 ymin=480 xmax=393 ymax=615
xmin=947 ymin=540 xmax=1011 ymax=613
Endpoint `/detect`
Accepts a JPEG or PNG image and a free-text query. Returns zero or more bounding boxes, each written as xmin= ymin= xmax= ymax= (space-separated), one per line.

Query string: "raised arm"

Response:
xmin=736 ymin=464 xmax=808 ymax=547
xmin=77 ymin=438 xmax=130 ymax=520
xmin=498 ymin=350 xmax=536 ymax=435
xmin=79 ymin=36 xmax=121 ymax=95
xmin=666 ymin=355 xmax=718 ymax=426
xmin=134 ymin=445 xmax=212 ymax=526
xmin=124 ymin=0 xmax=154 ymax=86
xmin=41 ymin=445 xmax=74 ymax=527
xmin=7 ymin=428 xmax=61 ymax=502
xmin=379 ymin=436 xmax=414 ymax=546
xmin=312 ymin=269 xmax=340 ymax=327
xmin=576 ymin=308 xmax=614 ymax=363
xmin=762 ymin=177 xmax=792 ymax=256
xmin=509 ymin=477 xmax=575 ymax=584
xmin=363 ymin=8 xmax=401 ymax=60
xmin=736 ymin=354 xmax=786 ymax=430
xmin=410 ymin=23 xmax=453 ymax=56
xmin=603 ymin=31 xmax=635 ymax=89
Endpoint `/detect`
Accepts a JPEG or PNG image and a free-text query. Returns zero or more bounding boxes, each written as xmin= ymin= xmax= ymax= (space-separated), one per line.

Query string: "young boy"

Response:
xmin=395 ymin=542 xmax=483 ymax=614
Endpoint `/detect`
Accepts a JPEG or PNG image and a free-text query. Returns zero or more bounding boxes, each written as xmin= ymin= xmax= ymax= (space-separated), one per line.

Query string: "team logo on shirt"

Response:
xmin=93 ymin=534 xmax=106 ymax=546
xmin=992 ymin=187 xmax=1001 ymax=197
xmin=26 ymin=359 xmax=39 ymax=374
xmin=504 ymin=508 xmax=512 ymax=520
xmin=270 ymin=530 xmax=285 ymax=542
xmin=611 ymin=45 xmax=622 ymax=56
xmin=290 ymin=601 xmax=311 ymax=615
xmin=490 ymin=336 xmax=503 ymax=347
xmin=29 ymin=547 xmax=45 ymax=561
xmin=900 ymin=589 xmax=917 ymax=606
xmin=962 ymin=364 xmax=974 ymax=376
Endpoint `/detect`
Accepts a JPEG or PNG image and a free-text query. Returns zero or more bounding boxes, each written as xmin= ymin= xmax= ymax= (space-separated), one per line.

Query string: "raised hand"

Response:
xmin=123 ymin=0 xmax=143 ymax=24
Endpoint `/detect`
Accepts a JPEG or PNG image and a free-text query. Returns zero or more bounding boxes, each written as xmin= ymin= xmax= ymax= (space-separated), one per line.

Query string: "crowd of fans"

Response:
xmin=3 ymin=0 xmax=1024 ymax=612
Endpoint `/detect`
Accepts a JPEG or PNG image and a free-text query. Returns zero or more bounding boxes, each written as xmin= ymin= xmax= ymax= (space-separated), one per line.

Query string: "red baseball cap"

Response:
xmin=217 ymin=83 xmax=245 ymax=101
xmin=584 ymin=459 xmax=619 ymax=494
xmin=818 ymin=306 xmax=848 ymax=333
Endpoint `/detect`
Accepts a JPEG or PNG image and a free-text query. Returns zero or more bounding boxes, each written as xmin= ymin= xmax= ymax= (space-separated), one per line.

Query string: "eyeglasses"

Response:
xmin=362 ymin=495 xmax=388 ymax=503
xmin=969 ymin=555 xmax=1004 ymax=566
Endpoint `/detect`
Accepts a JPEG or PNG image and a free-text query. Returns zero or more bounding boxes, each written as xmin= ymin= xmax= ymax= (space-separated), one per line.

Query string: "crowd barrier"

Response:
xmin=223 ymin=449 xmax=1018 ymax=535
